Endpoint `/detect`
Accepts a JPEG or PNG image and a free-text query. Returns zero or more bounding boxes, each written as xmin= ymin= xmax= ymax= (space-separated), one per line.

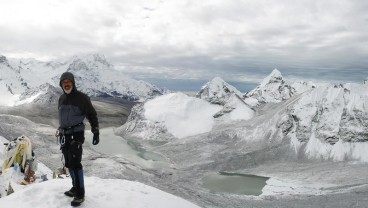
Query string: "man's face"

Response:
xmin=62 ymin=79 xmax=73 ymax=94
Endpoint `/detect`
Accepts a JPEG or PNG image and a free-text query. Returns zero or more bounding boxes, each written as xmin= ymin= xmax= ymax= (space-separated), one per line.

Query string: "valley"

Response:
xmin=1 ymin=98 xmax=367 ymax=208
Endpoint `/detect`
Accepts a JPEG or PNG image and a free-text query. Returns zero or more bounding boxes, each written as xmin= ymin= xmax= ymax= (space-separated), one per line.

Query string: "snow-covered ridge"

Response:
xmin=245 ymin=69 xmax=315 ymax=106
xmin=0 ymin=54 xmax=165 ymax=106
xmin=282 ymin=83 xmax=368 ymax=161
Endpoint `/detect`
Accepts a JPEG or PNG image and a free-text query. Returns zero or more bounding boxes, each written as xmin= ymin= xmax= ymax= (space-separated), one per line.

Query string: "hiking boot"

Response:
xmin=64 ymin=187 xmax=76 ymax=197
xmin=71 ymin=196 xmax=85 ymax=207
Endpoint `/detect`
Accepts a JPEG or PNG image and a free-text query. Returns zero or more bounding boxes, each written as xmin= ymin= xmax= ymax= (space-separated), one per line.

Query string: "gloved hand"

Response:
xmin=92 ymin=132 xmax=100 ymax=145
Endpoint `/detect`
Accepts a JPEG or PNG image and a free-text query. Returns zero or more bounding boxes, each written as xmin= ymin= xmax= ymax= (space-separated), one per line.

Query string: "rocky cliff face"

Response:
xmin=286 ymin=83 xmax=368 ymax=143
xmin=275 ymin=83 xmax=368 ymax=161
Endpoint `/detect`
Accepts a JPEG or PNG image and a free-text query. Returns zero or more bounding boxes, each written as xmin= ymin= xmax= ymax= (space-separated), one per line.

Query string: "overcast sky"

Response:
xmin=1 ymin=0 xmax=367 ymax=90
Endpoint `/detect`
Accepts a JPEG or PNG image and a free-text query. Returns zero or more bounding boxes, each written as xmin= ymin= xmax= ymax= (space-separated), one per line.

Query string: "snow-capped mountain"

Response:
xmin=116 ymin=92 xmax=223 ymax=140
xmin=196 ymin=77 xmax=255 ymax=120
xmin=60 ymin=55 xmax=165 ymax=100
xmin=0 ymin=54 xmax=165 ymax=106
xmin=118 ymin=91 xmax=255 ymax=141
xmin=0 ymin=55 xmax=28 ymax=95
xmin=118 ymin=71 xmax=368 ymax=163
xmin=280 ymin=83 xmax=368 ymax=161
xmin=196 ymin=77 xmax=243 ymax=105
xmin=118 ymin=77 xmax=258 ymax=141
xmin=18 ymin=83 xmax=62 ymax=105
xmin=244 ymin=69 xmax=315 ymax=106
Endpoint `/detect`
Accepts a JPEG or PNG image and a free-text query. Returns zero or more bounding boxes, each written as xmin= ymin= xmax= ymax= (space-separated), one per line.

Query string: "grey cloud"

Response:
xmin=1 ymin=0 xmax=368 ymax=86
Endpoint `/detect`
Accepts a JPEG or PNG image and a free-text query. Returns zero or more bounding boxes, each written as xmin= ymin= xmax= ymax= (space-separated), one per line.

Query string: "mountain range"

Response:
xmin=1 ymin=57 xmax=368 ymax=207
xmin=0 ymin=54 xmax=166 ymax=105
xmin=2 ymin=53 xmax=368 ymax=162
xmin=118 ymin=68 xmax=368 ymax=162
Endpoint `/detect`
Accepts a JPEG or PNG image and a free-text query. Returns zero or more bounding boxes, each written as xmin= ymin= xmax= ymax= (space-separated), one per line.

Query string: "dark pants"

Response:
xmin=61 ymin=131 xmax=85 ymax=198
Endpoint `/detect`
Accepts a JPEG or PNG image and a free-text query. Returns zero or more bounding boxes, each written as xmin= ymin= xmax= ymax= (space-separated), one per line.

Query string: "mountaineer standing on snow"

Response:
xmin=57 ymin=72 xmax=100 ymax=207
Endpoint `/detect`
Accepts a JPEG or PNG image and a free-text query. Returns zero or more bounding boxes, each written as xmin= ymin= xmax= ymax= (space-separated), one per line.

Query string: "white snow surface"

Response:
xmin=144 ymin=92 xmax=222 ymax=138
xmin=0 ymin=136 xmax=200 ymax=208
xmin=215 ymin=93 xmax=255 ymax=121
xmin=226 ymin=94 xmax=254 ymax=120
xmin=0 ymin=177 xmax=201 ymax=208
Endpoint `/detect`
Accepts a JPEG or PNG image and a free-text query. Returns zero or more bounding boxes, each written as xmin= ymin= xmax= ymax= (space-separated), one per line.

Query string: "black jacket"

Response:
xmin=58 ymin=72 xmax=99 ymax=134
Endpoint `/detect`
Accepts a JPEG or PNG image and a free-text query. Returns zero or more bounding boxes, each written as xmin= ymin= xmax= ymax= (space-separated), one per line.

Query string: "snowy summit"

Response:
xmin=245 ymin=69 xmax=295 ymax=105
xmin=196 ymin=77 xmax=243 ymax=105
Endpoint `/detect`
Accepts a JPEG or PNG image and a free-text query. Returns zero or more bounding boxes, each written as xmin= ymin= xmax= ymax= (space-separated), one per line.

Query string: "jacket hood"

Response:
xmin=59 ymin=72 xmax=77 ymax=93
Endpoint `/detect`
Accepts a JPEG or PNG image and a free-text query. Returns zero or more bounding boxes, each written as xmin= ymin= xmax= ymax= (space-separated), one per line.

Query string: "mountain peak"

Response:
xmin=0 ymin=55 xmax=7 ymax=62
xmin=196 ymin=77 xmax=242 ymax=105
xmin=245 ymin=69 xmax=295 ymax=104
xmin=260 ymin=68 xmax=283 ymax=87
xmin=76 ymin=54 xmax=111 ymax=66
xmin=67 ymin=54 xmax=113 ymax=72
xmin=66 ymin=54 xmax=115 ymax=74
xmin=0 ymin=55 xmax=10 ymax=66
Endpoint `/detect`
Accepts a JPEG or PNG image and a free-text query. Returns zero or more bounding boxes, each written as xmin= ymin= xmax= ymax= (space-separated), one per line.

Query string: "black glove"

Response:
xmin=92 ymin=132 xmax=100 ymax=145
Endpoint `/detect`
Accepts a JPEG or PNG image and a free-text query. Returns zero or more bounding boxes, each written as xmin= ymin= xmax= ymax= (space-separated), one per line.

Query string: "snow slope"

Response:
xmin=0 ymin=177 xmax=201 ymax=208
xmin=0 ymin=136 xmax=200 ymax=208
xmin=117 ymin=92 xmax=223 ymax=140
xmin=144 ymin=92 xmax=222 ymax=138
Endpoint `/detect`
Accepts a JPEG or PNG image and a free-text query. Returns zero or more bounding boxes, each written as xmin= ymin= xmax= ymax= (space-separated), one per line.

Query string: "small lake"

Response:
xmin=85 ymin=128 xmax=170 ymax=169
xmin=202 ymin=172 xmax=269 ymax=196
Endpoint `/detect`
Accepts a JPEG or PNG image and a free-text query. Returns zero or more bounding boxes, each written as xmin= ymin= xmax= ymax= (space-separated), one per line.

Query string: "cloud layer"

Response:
xmin=1 ymin=0 xmax=367 ymax=84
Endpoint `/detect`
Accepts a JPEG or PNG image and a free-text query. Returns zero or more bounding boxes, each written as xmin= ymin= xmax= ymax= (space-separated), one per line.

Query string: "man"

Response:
xmin=58 ymin=72 xmax=100 ymax=207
